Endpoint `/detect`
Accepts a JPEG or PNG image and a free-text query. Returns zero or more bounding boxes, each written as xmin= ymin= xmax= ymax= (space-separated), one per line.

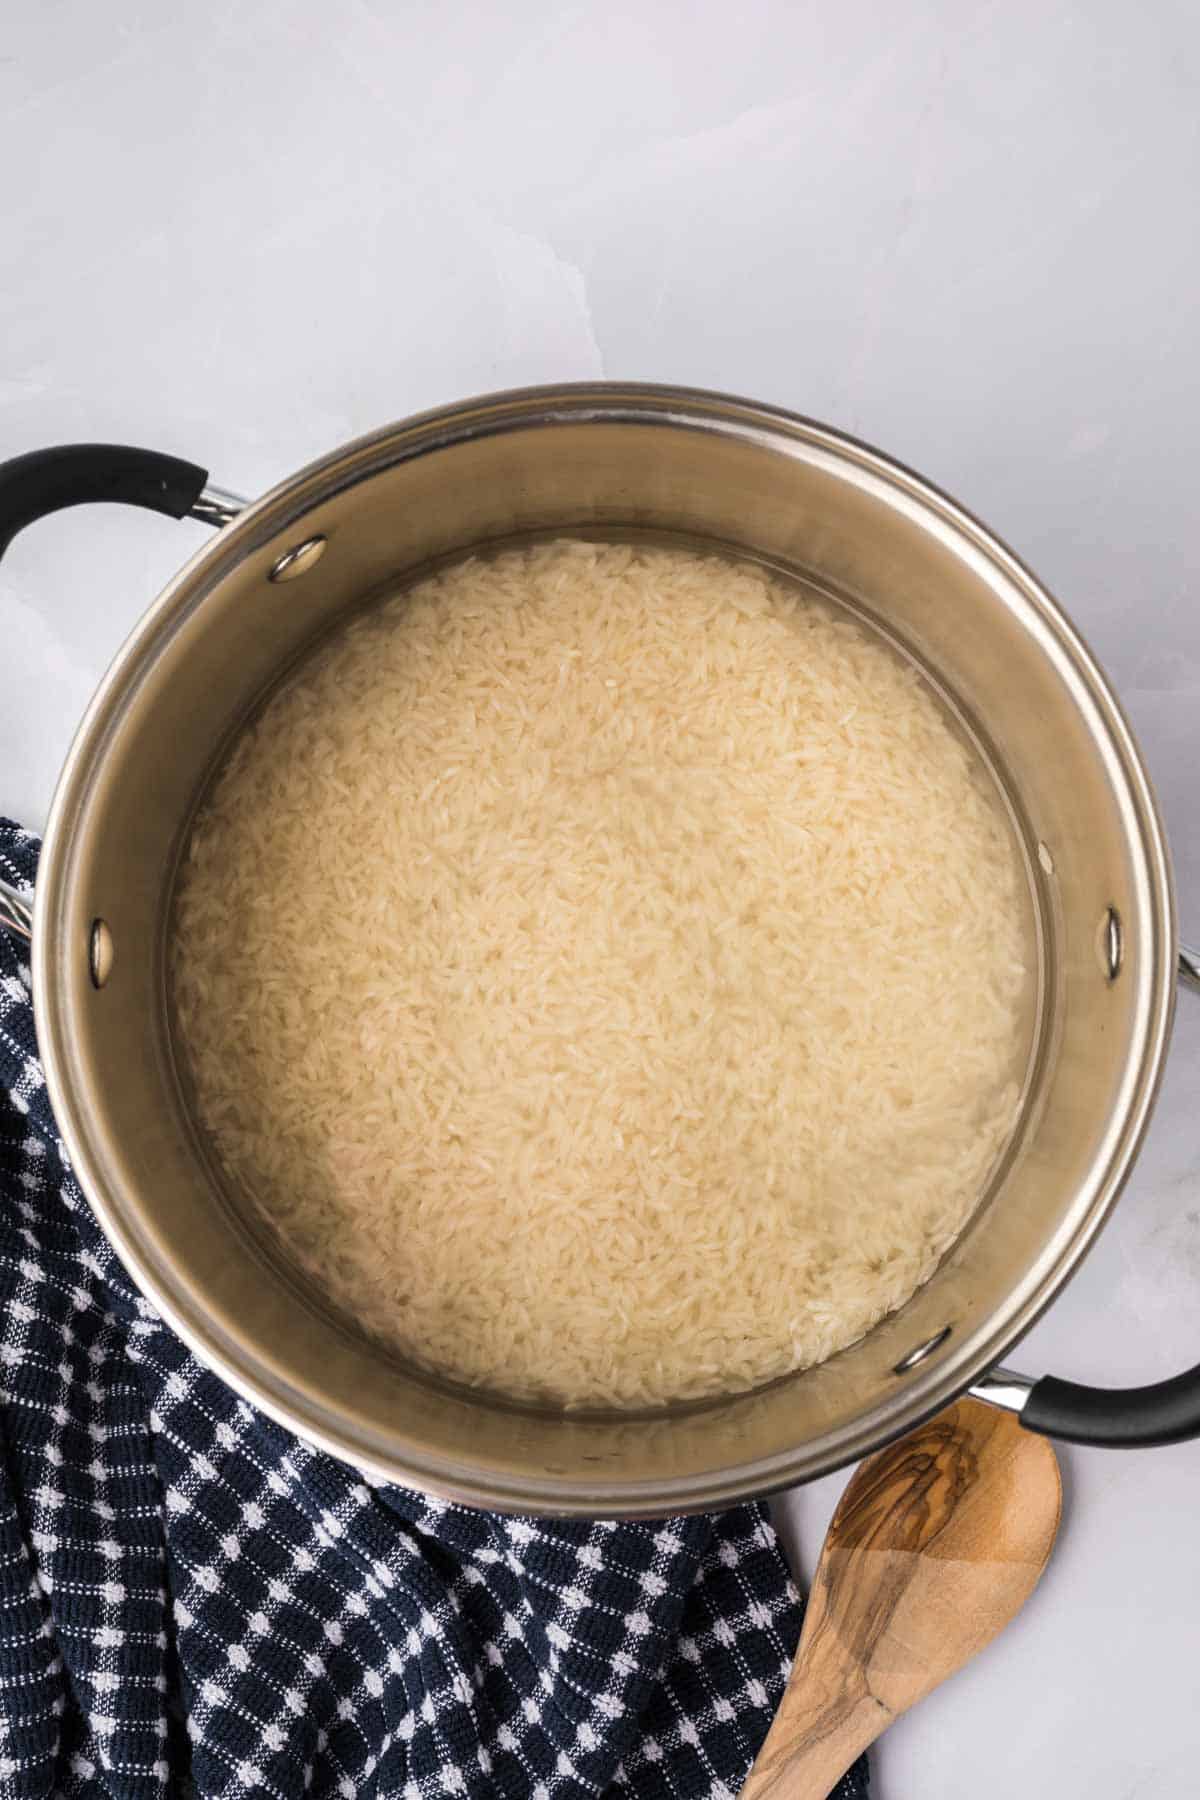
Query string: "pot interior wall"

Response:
xmin=37 ymin=392 xmax=1172 ymax=1510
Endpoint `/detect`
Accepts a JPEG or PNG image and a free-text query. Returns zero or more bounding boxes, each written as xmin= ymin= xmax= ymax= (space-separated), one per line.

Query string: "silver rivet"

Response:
xmin=90 ymin=919 xmax=114 ymax=989
xmin=269 ymin=535 xmax=327 ymax=582
xmin=893 ymin=1326 xmax=952 ymax=1374
xmin=1098 ymin=906 xmax=1123 ymax=982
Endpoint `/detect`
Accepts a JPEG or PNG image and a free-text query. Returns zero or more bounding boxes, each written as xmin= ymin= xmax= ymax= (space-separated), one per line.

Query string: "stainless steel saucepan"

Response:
xmin=1 ymin=384 xmax=1198 ymax=1516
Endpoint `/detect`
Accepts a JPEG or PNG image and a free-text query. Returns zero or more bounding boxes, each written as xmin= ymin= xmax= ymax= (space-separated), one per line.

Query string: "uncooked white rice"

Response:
xmin=172 ymin=541 xmax=1030 ymax=1408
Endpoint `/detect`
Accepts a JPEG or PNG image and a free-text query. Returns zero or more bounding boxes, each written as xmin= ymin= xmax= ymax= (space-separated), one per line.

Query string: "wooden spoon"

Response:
xmin=741 ymin=1398 xmax=1061 ymax=1798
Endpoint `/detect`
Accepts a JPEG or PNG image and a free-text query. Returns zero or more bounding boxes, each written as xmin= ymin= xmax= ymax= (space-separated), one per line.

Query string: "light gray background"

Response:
xmin=4 ymin=4 xmax=1199 ymax=1794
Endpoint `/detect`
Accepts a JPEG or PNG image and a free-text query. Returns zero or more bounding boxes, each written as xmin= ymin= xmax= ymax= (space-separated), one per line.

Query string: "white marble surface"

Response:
xmin=4 ymin=3 xmax=1200 ymax=1793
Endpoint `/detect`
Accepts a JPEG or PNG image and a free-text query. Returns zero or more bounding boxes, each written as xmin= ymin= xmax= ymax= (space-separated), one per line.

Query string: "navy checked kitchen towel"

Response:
xmin=0 ymin=820 xmax=868 ymax=1800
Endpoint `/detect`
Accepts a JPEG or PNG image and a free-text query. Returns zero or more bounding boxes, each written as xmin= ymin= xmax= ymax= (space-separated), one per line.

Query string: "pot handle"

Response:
xmin=0 ymin=445 xmax=247 ymax=944
xmin=0 ymin=444 xmax=244 ymax=560
xmin=973 ymin=946 xmax=1200 ymax=1446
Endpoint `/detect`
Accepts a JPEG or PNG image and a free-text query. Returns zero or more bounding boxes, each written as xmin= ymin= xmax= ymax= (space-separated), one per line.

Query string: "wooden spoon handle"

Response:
xmin=740 ymin=1640 xmax=883 ymax=1798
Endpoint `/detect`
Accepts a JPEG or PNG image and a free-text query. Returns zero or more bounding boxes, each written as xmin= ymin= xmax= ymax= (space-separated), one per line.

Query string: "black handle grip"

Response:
xmin=1021 ymin=1362 xmax=1200 ymax=1448
xmin=1015 ymin=970 xmax=1200 ymax=1449
xmin=0 ymin=444 xmax=209 ymax=560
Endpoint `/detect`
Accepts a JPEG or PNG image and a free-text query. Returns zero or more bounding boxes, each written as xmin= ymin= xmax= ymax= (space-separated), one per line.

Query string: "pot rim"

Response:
xmin=32 ymin=382 xmax=1178 ymax=1511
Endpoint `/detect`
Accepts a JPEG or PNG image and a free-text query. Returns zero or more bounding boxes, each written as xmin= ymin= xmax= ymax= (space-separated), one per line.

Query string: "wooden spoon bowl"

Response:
xmin=742 ymin=1398 xmax=1062 ymax=1797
